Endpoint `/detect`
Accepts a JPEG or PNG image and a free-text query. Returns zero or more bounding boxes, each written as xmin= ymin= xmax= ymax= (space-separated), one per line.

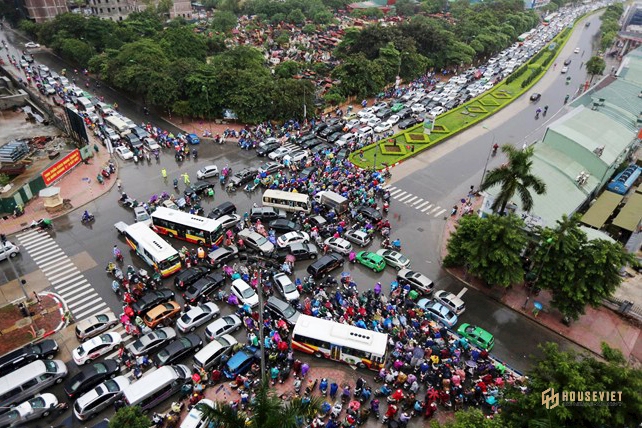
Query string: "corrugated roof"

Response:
xmin=579 ymin=226 xmax=616 ymax=243
xmin=580 ymin=191 xmax=622 ymax=229
xmin=617 ymin=46 xmax=642 ymax=86
xmin=590 ymin=79 xmax=642 ymax=124
xmin=612 ymin=193 xmax=642 ymax=232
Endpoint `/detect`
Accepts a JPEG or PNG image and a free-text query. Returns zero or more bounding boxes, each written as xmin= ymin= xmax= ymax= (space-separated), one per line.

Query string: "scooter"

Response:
xmin=133 ymin=154 xmax=139 ymax=164
xmin=81 ymin=213 xmax=95 ymax=224
xmin=29 ymin=219 xmax=52 ymax=230
xmin=13 ymin=205 xmax=24 ymax=218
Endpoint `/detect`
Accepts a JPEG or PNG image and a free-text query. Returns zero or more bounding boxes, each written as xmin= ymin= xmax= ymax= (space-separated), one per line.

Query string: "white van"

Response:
xmin=76 ymin=97 xmax=94 ymax=113
xmin=0 ymin=360 xmax=67 ymax=408
xmin=180 ymin=398 xmax=214 ymax=428
xmin=357 ymin=126 xmax=374 ymax=139
xmin=122 ymin=364 xmax=190 ymax=411
xmin=193 ymin=334 xmax=238 ymax=372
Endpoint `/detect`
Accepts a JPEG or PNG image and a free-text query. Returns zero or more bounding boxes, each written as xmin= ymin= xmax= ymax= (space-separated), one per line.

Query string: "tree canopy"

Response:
xmin=109 ymin=406 xmax=150 ymax=428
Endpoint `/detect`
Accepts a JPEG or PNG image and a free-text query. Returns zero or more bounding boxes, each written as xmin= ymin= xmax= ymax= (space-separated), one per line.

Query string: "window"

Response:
xmin=22 ymin=378 xmax=39 ymax=389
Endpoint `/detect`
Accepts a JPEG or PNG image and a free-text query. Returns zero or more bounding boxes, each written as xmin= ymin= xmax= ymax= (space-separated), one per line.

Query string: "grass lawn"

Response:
xmin=351 ymin=23 xmax=575 ymax=169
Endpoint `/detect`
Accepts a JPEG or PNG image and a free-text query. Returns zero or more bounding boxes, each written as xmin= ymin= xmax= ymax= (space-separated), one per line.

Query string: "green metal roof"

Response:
xmin=612 ymin=193 xmax=642 ymax=232
xmin=580 ymin=191 xmax=622 ymax=229
xmin=617 ymin=46 xmax=642 ymax=87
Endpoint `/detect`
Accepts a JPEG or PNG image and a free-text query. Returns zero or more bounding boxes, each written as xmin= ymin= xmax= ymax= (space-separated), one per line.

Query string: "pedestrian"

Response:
xmin=116 ymin=178 xmax=122 ymax=191
xmin=522 ymin=296 xmax=530 ymax=310
xmin=161 ymin=168 xmax=167 ymax=179
xmin=32 ymin=291 xmax=41 ymax=303
xmin=182 ymin=173 xmax=190 ymax=185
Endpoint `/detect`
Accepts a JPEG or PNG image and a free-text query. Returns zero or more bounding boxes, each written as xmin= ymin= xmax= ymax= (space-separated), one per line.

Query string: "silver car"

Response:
xmin=73 ymin=376 xmax=131 ymax=420
xmin=177 ymin=302 xmax=220 ymax=333
xmin=237 ymin=229 xmax=275 ymax=255
xmin=75 ymin=312 xmax=118 ymax=342
xmin=127 ymin=327 xmax=176 ymax=357
xmin=323 ymin=237 xmax=352 ymax=255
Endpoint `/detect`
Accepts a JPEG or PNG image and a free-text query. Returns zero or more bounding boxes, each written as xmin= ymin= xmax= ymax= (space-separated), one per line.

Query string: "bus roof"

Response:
xmin=125 ymin=222 xmax=179 ymax=260
xmin=151 ymin=207 xmax=222 ymax=233
xmin=263 ymin=189 xmax=310 ymax=203
xmin=293 ymin=315 xmax=388 ymax=358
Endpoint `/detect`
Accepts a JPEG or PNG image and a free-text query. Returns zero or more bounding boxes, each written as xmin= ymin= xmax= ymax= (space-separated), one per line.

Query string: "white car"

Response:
xmin=177 ymin=302 xmax=220 ymax=333
xmin=357 ymin=107 xmax=375 ymax=118
xmin=277 ymin=231 xmax=310 ymax=248
xmin=344 ymin=119 xmax=360 ymax=129
xmin=429 ymin=106 xmax=445 ymax=117
xmin=366 ymin=117 xmax=381 ymax=128
xmin=231 ymin=279 xmax=259 ymax=307
xmin=411 ymin=103 xmax=426 ymax=113
xmin=273 ymin=273 xmax=300 ymax=302
xmin=25 ymin=42 xmax=40 ymax=48
xmin=143 ymin=137 xmax=160 ymax=151
xmin=387 ymin=115 xmax=400 ymax=125
xmin=374 ymin=122 xmax=391 ymax=133
xmin=197 ymin=165 xmax=219 ymax=179
xmin=359 ymin=114 xmax=374 ymax=125
xmin=323 ymin=237 xmax=353 ymax=255
xmin=205 ymin=315 xmax=242 ymax=340
xmin=115 ymin=146 xmax=133 ymax=160
xmin=43 ymin=84 xmax=56 ymax=95
xmin=282 ymin=150 xmax=307 ymax=164
xmin=182 ymin=399 xmax=214 ymax=428
xmin=343 ymin=229 xmax=372 ymax=247
xmin=268 ymin=146 xmax=292 ymax=161
xmin=72 ymin=332 xmax=122 ymax=365
xmin=434 ymin=290 xmax=466 ymax=315
xmin=0 ymin=241 xmax=20 ymax=261
xmin=574 ymin=47 xmax=580 ymax=54
xmin=561 ymin=66 xmax=569 ymax=74
xmin=1 ymin=393 xmax=58 ymax=425
xmin=376 ymin=249 xmax=411 ymax=270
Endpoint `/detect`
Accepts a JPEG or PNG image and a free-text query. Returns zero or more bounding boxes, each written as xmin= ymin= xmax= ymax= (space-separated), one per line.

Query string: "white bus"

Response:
xmin=124 ymin=222 xmax=182 ymax=277
xmin=291 ymin=315 xmax=388 ymax=370
xmin=104 ymin=115 xmax=130 ymax=136
xmin=262 ymin=189 xmax=311 ymax=213
xmin=151 ymin=207 xmax=224 ymax=247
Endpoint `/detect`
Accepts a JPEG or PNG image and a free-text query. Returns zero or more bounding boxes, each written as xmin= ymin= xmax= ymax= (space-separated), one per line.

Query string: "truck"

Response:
xmin=314 ymin=190 xmax=349 ymax=214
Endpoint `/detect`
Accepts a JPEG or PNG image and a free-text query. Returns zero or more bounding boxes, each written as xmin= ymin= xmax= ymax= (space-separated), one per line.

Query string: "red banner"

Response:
xmin=41 ymin=149 xmax=81 ymax=186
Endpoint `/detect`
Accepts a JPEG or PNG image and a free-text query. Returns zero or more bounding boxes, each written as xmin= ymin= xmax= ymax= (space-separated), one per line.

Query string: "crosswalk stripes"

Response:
xmin=16 ymin=229 xmax=108 ymax=321
xmin=382 ymin=185 xmax=447 ymax=218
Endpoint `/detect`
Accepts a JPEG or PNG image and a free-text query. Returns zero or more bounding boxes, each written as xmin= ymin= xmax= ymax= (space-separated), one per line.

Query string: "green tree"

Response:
xmin=480 ymin=145 xmax=546 ymax=214
xmin=585 ymin=55 xmax=606 ymax=84
xmin=0 ymin=173 xmax=10 ymax=186
xmin=211 ymin=10 xmax=238 ymax=33
xmin=432 ymin=408 xmax=507 ymax=428
xmin=444 ymin=213 xmax=527 ymax=287
xmin=395 ymin=0 xmax=417 ymax=16
xmin=171 ymin=100 xmax=191 ymax=123
xmin=109 ymin=406 xmax=150 ymax=428
xmin=54 ymin=38 xmax=95 ymax=66
xmin=331 ymin=53 xmax=386 ymax=98
xmin=160 ymin=26 xmax=207 ymax=61
xmin=502 ymin=342 xmax=642 ymax=428
xmin=272 ymin=79 xmax=315 ymax=120
xmin=274 ymin=61 xmax=301 ymax=78
xmin=287 ymin=8 xmax=306 ymax=25
xmin=198 ymin=381 xmax=320 ymax=428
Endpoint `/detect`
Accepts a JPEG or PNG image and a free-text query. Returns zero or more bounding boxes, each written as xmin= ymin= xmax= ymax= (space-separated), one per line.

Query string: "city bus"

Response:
xmin=291 ymin=315 xmax=388 ymax=371
xmin=262 ymin=189 xmax=311 ymax=213
xmin=151 ymin=207 xmax=224 ymax=247
xmin=123 ymin=222 xmax=182 ymax=277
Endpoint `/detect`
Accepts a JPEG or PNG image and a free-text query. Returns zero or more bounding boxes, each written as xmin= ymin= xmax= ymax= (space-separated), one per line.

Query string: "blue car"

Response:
xmin=187 ymin=133 xmax=201 ymax=145
xmin=223 ymin=346 xmax=259 ymax=379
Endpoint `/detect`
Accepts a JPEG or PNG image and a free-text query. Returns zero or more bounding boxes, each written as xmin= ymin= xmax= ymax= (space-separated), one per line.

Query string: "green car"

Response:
xmin=391 ymin=103 xmax=405 ymax=113
xmin=356 ymin=251 xmax=386 ymax=272
xmin=457 ymin=323 xmax=494 ymax=351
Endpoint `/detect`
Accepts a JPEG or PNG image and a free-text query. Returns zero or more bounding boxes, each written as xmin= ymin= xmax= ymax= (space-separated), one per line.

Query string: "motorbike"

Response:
xmin=101 ymin=168 xmax=110 ymax=178
xmin=491 ymin=145 xmax=499 ymax=156
xmin=29 ymin=218 xmax=53 ymax=230
xmin=193 ymin=149 xmax=198 ymax=160
xmin=13 ymin=205 xmax=24 ymax=218
xmin=320 ymin=378 xmax=328 ymax=396
xmin=97 ymin=174 xmax=104 ymax=185
xmin=382 ymin=202 xmax=389 ymax=213
xmin=564 ymin=94 xmax=570 ymax=104
xmin=81 ymin=212 xmax=95 ymax=224
xmin=133 ymin=154 xmax=139 ymax=164
xmin=146 ymin=152 xmax=151 ymax=163
xmin=173 ymin=178 xmax=179 ymax=190
xmin=111 ymin=280 xmax=121 ymax=295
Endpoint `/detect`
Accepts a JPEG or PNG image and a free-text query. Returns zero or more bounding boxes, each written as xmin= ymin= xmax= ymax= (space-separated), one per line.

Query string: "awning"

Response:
xmin=612 ymin=193 xmax=642 ymax=232
xmin=580 ymin=191 xmax=622 ymax=229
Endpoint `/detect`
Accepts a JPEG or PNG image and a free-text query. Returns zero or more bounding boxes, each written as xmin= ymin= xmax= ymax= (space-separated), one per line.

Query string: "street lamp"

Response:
xmin=1 ymin=234 xmax=30 ymax=301
xmin=201 ymin=85 xmax=212 ymax=137
xmin=479 ymin=125 xmax=497 ymax=190
xmin=373 ymin=153 xmax=377 ymax=170
xmin=252 ymin=260 xmax=267 ymax=385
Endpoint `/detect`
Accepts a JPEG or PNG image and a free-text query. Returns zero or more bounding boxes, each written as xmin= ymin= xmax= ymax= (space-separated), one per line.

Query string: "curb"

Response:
xmin=39 ymin=291 xmax=68 ymax=338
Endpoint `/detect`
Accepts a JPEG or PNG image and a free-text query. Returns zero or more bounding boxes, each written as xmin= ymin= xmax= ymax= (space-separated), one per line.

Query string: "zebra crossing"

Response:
xmin=16 ymin=229 xmax=108 ymax=321
xmin=383 ymin=185 xmax=448 ymax=218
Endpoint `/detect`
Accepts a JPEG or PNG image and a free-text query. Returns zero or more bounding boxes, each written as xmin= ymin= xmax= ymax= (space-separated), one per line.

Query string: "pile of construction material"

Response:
xmin=0 ymin=140 xmax=29 ymax=163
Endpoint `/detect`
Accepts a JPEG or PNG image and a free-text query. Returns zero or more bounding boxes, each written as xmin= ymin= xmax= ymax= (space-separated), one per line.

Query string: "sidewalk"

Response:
xmin=439 ymin=196 xmax=642 ymax=365
xmin=0 ymin=292 xmax=66 ymax=355
xmin=1 ymin=141 xmax=115 ymax=236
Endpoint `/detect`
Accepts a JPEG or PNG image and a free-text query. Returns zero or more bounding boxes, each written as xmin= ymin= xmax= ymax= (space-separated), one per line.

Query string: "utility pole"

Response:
xmin=254 ymin=260 xmax=267 ymax=385
xmin=1 ymin=234 xmax=30 ymax=301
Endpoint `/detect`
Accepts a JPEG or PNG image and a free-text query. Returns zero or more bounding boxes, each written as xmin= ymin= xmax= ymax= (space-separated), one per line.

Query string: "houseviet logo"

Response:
xmin=541 ymin=388 xmax=623 ymax=409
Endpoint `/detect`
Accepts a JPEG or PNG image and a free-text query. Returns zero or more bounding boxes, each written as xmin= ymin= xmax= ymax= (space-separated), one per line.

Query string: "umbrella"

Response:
xmin=348 ymin=400 xmax=360 ymax=411
xmin=425 ymin=388 xmax=439 ymax=401
xmin=465 ymin=360 xmax=477 ymax=369
xmin=533 ymin=301 xmax=543 ymax=310
xmin=285 ymin=254 xmax=296 ymax=263
xmin=486 ymin=396 xmax=497 ymax=406
xmin=341 ymin=271 xmax=351 ymax=278
xmin=494 ymin=377 xmax=504 ymax=387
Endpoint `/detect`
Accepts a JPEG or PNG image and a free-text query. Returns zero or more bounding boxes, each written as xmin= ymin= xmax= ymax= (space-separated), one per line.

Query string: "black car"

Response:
xmin=131 ymin=126 xmax=150 ymax=139
xmin=131 ymin=289 xmax=176 ymax=315
xmin=356 ymin=205 xmax=383 ymax=222
xmin=230 ymin=167 xmax=258 ymax=187
xmin=312 ymin=122 xmax=328 ymax=134
xmin=327 ymin=132 xmax=344 ymax=144
xmin=268 ymin=219 xmax=301 ymax=233
xmin=153 ymin=334 xmax=203 ymax=367
xmin=64 ymin=360 xmax=120 ymax=399
xmin=314 ymin=143 xmax=333 ymax=155
xmin=125 ymin=134 xmax=143 ymax=151
xmin=336 ymin=148 xmax=350 ymax=160
xmin=275 ymin=242 xmax=319 ymax=262
xmin=183 ymin=273 xmax=226 ymax=304
xmin=300 ymin=138 xmax=322 ymax=150
xmin=0 ymin=339 xmax=59 ymax=376
xmin=256 ymin=141 xmax=280 ymax=156
xmin=376 ymin=108 xmax=392 ymax=120
xmin=530 ymin=93 xmax=541 ymax=102
xmin=297 ymin=133 xmax=316 ymax=144
xmin=265 ymin=296 xmax=301 ymax=326
xmin=563 ymin=58 xmax=571 ymax=66
xmin=397 ymin=108 xmax=412 ymax=120
xmin=207 ymin=245 xmax=239 ymax=269
xmin=208 ymin=201 xmax=237 ymax=220
xmin=319 ymin=125 xmax=343 ymax=140
xmin=299 ymin=166 xmax=317 ymax=180
xmin=250 ymin=207 xmax=286 ymax=222
xmin=398 ymin=118 xmax=419 ymax=129
xmin=306 ymin=252 xmax=344 ymax=278
xmin=184 ymin=180 xmax=215 ymax=198
xmin=174 ymin=266 xmax=210 ymax=290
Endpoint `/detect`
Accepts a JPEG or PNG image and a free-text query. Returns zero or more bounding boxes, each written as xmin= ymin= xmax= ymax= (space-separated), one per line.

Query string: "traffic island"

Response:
xmin=0 ymin=292 xmax=65 ymax=355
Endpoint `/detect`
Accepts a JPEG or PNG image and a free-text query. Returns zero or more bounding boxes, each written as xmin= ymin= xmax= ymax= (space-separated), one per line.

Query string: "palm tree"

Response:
xmin=197 ymin=381 xmax=321 ymax=428
xmin=481 ymin=144 xmax=546 ymax=214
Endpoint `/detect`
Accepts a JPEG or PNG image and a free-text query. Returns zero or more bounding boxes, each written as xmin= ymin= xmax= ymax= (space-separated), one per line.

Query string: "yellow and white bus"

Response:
xmin=124 ymin=222 xmax=182 ymax=277
xmin=291 ymin=315 xmax=388 ymax=370
xmin=150 ymin=207 xmax=224 ymax=247
xmin=262 ymin=189 xmax=311 ymax=213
